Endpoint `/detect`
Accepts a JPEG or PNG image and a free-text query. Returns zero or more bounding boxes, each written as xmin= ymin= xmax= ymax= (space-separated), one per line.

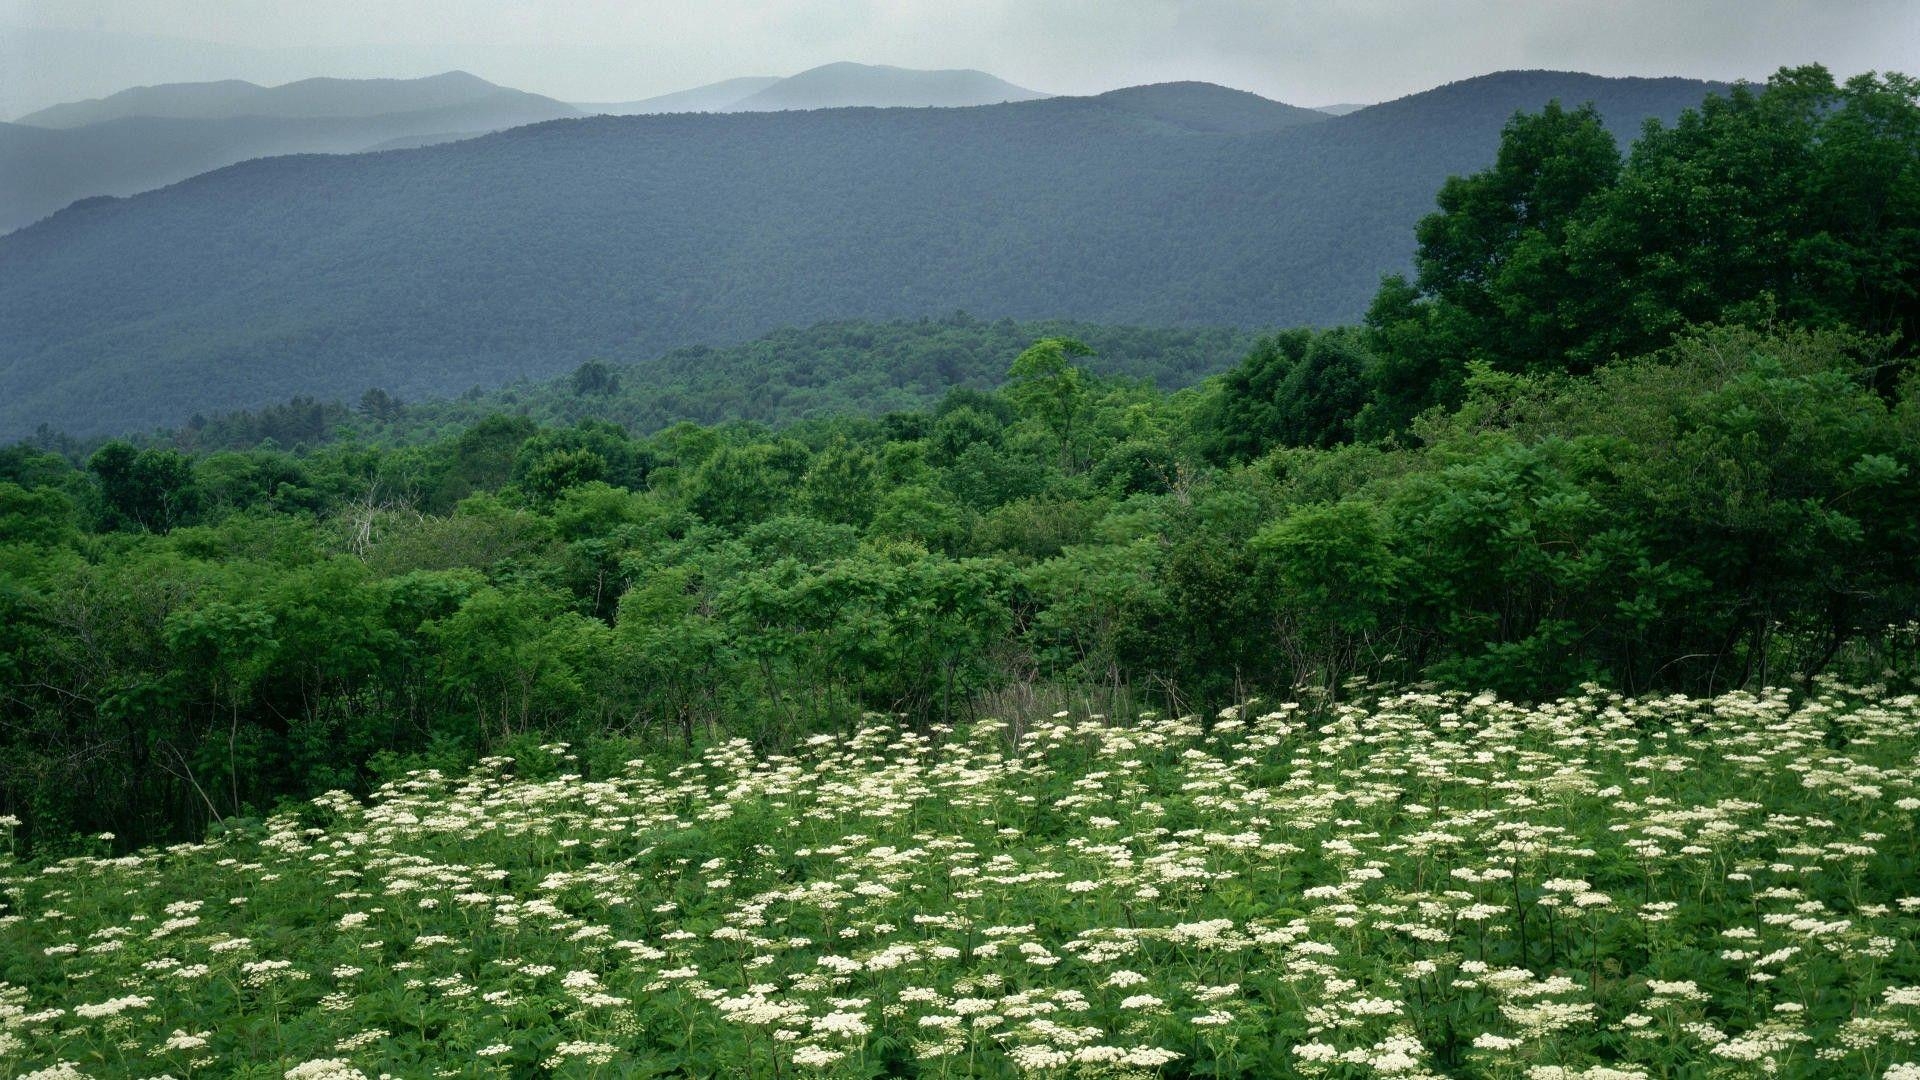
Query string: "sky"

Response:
xmin=2 ymin=0 xmax=1912 ymax=117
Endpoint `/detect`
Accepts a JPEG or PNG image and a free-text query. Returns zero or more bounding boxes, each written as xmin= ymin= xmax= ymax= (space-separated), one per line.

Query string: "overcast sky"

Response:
xmin=2 ymin=0 xmax=1911 ymax=117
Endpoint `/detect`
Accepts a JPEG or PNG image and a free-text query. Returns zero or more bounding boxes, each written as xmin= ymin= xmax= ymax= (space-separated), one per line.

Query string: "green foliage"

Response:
xmin=423 ymin=414 xmax=539 ymax=512
xmin=800 ymin=437 xmax=881 ymax=527
xmin=130 ymin=316 xmax=1261 ymax=456
xmin=1196 ymin=328 xmax=1373 ymax=461
xmin=1006 ymin=337 xmax=1094 ymax=470
xmin=567 ymin=359 xmax=621 ymax=398
xmin=1365 ymin=66 xmax=1920 ymax=432
xmin=87 ymin=441 xmax=199 ymax=533
xmin=6 ymin=329 xmax=1918 ymax=851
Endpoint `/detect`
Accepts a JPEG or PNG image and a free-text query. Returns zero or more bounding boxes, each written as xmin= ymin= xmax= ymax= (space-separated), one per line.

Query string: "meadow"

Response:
xmin=4 ymin=680 xmax=1919 ymax=1078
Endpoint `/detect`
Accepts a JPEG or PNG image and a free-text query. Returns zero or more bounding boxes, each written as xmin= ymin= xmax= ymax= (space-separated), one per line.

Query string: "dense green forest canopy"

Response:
xmin=1 ymin=66 xmax=1916 ymax=857
xmin=117 ymin=316 xmax=1266 ymax=454
xmin=0 ymin=70 xmax=1726 ymax=438
xmin=1359 ymin=67 xmax=1920 ymax=433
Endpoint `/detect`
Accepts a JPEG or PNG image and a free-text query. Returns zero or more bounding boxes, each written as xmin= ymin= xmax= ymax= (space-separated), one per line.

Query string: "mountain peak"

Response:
xmin=729 ymin=62 xmax=1048 ymax=111
xmin=576 ymin=64 xmax=1045 ymax=116
xmin=1090 ymin=82 xmax=1328 ymax=133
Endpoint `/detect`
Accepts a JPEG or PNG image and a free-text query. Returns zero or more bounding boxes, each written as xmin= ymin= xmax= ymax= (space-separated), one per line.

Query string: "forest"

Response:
xmin=2 ymin=66 xmax=1915 ymax=855
xmin=128 ymin=317 xmax=1266 ymax=453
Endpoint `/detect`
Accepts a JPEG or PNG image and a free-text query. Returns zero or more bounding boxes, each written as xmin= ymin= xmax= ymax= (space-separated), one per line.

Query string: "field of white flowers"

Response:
xmin=4 ymin=682 xmax=1920 ymax=1079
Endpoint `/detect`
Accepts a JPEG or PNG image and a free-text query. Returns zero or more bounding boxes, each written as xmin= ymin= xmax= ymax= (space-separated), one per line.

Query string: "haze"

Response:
xmin=3 ymin=0 xmax=1911 ymax=119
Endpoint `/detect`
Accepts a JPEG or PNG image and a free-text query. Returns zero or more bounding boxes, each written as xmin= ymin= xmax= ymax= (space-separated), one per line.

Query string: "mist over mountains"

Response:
xmin=0 ymin=69 xmax=1726 ymax=437
xmin=581 ymin=62 xmax=1048 ymax=115
xmin=578 ymin=77 xmax=787 ymax=116
xmin=0 ymin=64 xmax=1044 ymax=234
xmin=14 ymin=70 xmax=562 ymax=128
xmin=0 ymin=72 xmax=579 ymax=232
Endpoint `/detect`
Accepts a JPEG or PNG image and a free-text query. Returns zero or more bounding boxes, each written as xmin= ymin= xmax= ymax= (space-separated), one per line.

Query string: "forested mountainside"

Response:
xmin=0 ymin=70 xmax=1723 ymax=438
xmin=0 ymin=72 xmax=579 ymax=233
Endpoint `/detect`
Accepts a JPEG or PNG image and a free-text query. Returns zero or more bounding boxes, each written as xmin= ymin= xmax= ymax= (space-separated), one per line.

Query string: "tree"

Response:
xmin=421 ymin=585 xmax=610 ymax=743
xmin=1570 ymin=66 xmax=1920 ymax=366
xmin=1197 ymin=329 xmax=1373 ymax=462
xmin=164 ymin=600 xmax=279 ymax=817
xmin=801 ymin=437 xmax=881 ymax=526
xmin=0 ymin=482 xmax=78 ymax=548
xmin=87 ymin=442 xmax=199 ymax=533
xmin=520 ymin=448 xmax=608 ymax=506
xmin=358 ymin=388 xmax=404 ymax=422
xmin=1362 ymin=66 xmax=1920 ymax=437
xmin=687 ymin=442 xmax=809 ymax=529
xmin=568 ymin=360 xmax=622 ymax=398
xmin=1359 ymin=99 xmax=1621 ymax=423
xmin=1006 ymin=337 xmax=1094 ymax=471
xmin=424 ymin=415 xmax=539 ymax=512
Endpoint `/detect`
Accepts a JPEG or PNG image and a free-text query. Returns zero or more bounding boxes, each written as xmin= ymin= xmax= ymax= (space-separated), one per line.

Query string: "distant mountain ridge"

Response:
xmin=0 ymin=72 xmax=579 ymax=232
xmin=579 ymin=76 xmax=785 ymax=116
xmin=578 ymin=62 xmax=1046 ymax=114
xmin=0 ymin=69 xmax=1730 ymax=437
xmin=14 ymin=70 xmax=545 ymax=127
xmin=732 ymin=62 xmax=1047 ymax=110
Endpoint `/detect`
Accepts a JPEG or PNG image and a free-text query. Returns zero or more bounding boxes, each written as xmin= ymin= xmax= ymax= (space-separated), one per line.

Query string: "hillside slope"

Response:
xmin=0 ymin=71 xmax=1724 ymax=437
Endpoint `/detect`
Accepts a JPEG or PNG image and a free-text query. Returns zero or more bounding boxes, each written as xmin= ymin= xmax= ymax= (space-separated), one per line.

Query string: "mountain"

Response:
xmin=578 ymin=77 xmax=786 ymax=116
xmin=1313 ymin=102 xmax=1371 ymax=116
xmin=1340 ymin=70 xmax=1726 ymax=139
xmin=582 ymin=64 xmax=1049 ymax=115
xmin=0 ymin=26 xmax=584 ymax=121
xmin=728 ymin=62 xmax=1048 ymax=110
xmin=1090 ymin=82 xmax=1327 ymax=133
xmin=14 ymin=71 xmax=539 ymax=128
xmin=0 ymin=73 xmax=579 ymax=232
xmin=0 ymin=70 xmax=1726 ymax=438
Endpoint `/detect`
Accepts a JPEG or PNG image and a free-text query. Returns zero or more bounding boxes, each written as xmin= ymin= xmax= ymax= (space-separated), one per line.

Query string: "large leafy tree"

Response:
xmin=87 ymin=441 xmax=200 ymax=533
xmin=1006 ymin=337 xmax=1094 ymax=471
xmin=1365 ymin=66 xmax=1920 ymax=435
xmin=1361 ymin=101 xmax=1620 ymax=430
xmin=1413 ymin=101 xmax=1622 ymax=369
xmin=1571 ymin=67 xmax=1920 ymax=367
xmin=1196 ymin=328 xmax=1372 ymax=462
